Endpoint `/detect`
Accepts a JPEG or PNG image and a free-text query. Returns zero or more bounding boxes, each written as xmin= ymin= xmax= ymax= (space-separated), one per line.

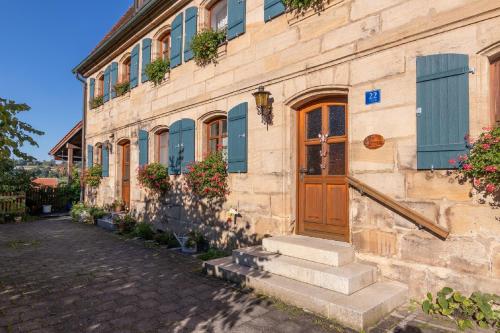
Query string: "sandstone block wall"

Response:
xmin=83 ymin=0 xmax=500 ymax=298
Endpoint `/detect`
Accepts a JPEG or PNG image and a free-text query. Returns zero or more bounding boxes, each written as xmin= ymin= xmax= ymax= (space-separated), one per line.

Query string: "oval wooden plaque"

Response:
xmin=364 ymin=134 xmax=385 ymax=149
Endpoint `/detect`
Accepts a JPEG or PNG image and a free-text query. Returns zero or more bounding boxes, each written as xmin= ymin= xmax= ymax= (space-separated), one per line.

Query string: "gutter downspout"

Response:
xmin=76 ymin=73 xmax=87 ymax=203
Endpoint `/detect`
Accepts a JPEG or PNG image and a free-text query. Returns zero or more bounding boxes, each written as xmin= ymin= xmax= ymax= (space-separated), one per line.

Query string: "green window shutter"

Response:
xmin=102 ymin=146 xmax=109 ymax=177
xmin=87 ymin=145 xmax=94 ymax=168
xmin=180 ymin=119 xmax=195 ymax=173
xmin=130 ymin=44 xmax=140 ymax=88
xmin=184 ymin=7 xmax=198 ymax=62
xmin=170 ymin=13 xmax=183 ymax=68
xmin=168 ymin=120 xmax=182 ymax=175
xmin=228 ymin=102 xmax=248 ymax=173
xmin=141 ymin=38 xmax=152 ymax=83
xmin=228 ymin=0 xmax=246 ymax=40
xmin=264 ymin=0 xmax=285 ymax=22
xmin=417 ymin=53 xmax=470 ymax=170
xmin=138 ymin=130 xmax=149 ymax=166
xmin=110 ymin=62 xmax=118 ymax=99
xmin=103 ymin=66 xmax=111 ymax=102
xmin=89 ymin=78 xmax=95 ymax=101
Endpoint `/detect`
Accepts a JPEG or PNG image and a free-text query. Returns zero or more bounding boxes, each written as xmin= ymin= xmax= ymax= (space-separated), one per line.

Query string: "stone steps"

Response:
xmin=262 ymin=235 xmax=355 ymax=267
xmin=204 ymin=256 xmax=408 ymax=331
xmin=233 ymin=246 xmax=376 ymax=295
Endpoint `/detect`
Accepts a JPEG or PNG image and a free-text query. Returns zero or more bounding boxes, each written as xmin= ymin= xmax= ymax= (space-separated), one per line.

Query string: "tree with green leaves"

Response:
xmin=0 ymin=98 xmax=44 ymax=162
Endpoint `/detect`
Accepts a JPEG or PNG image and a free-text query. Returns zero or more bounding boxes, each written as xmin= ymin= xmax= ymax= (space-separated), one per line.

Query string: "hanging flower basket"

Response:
xmin=184 ymin=150 xmax=229 ymax=202
xmin=137 ymin=163 xmax=171 ymax=194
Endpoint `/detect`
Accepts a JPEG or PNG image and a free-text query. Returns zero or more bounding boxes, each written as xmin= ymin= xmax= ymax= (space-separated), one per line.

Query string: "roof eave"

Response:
xmin=72 ymin=0 xmax=165 ymax=76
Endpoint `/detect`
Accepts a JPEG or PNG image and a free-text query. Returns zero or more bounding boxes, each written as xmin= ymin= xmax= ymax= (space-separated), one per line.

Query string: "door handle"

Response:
xmin=299 ymin=167 xmax=307 ymax=181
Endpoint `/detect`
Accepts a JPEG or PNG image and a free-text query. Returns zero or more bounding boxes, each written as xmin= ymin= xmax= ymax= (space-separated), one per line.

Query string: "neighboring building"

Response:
xmin=32 ymin=178 xmax=59 ymax=188
xmin=73 ymin=0 xmax=499 ymax=309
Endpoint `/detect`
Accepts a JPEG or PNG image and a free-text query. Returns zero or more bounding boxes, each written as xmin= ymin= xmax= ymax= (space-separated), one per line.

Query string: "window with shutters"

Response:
xmin=155 ymin=129 xmax=169 ymax=167
xmin=491 ymin=57 xmax=500 ymax=124
xmin=416 ymin=54 xmax=470 ymax=170
xmin=210 ymin=0 xmax=228 ymax=31
xmin=95 ymin=144 xmax=102 ymax=165
xmin=158 ymin=32 xmax=170 ymax=61
xmin=264 ymin=0 xmax=285 ymax=22
xmin=121 ymin=56 xmax=131 ymax=83
xmin=205 ymin=117 xmax=228 ymax=158
xmin=96 ymin=74 xmax=104 ymax=97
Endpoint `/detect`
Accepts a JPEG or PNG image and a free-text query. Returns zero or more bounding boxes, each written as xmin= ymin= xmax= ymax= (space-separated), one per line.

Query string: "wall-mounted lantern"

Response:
xmin=252 ymin=86 xmax=273 ymax=129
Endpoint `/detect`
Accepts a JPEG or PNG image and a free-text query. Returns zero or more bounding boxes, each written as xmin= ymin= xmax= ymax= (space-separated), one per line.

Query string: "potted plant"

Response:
xmin=191 ymin=29 xmax=227 ymax=67
xmin=114 ymin=81 xmax=130 ymax=97
xmin=145 ymin=58 xmax=170 ymax=86
xmin=113 ymin=214 xmax=136 ymax=234
xmin=90 ymin=95 xmax=104 ymax=109
xmin=112 ymin=199 xmax=125 ymax=212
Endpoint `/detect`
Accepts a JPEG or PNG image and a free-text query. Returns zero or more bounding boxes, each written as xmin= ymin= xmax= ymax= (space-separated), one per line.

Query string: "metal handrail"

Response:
xmin=347 ymin=176 xmax=449 ymax=239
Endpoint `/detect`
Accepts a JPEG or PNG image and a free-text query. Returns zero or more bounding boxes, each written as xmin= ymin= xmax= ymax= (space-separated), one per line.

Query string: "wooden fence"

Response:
xmin=0 ymin=192 xmax=26 ymax=216
xmin=26 ymin=187 xmax=73 ymax=214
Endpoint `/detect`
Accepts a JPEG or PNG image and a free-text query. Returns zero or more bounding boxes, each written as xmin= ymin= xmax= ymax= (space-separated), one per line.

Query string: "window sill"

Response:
xmin=155 ymin=72 xmax=171 ymax=88
xmin=114 ymin=91 xmax=131 ymax=101
xmin=286 ymin=0 xmax=344 ymax=26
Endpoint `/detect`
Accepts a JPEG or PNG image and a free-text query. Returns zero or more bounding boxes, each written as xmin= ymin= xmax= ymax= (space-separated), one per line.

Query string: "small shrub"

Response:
xmin=70 ymin=202 xmax=87 ymax=222
xmin=88 ymin=206 xmax=107 ymax=220
xmin=154 ymin=231 xmax=180 ymax=248
xmin=113 ymin=214 xmax=136 ymax=234
xmin=83 ymin=165 xmax=102 ymax=188
xmin=197 ymin=248 xmax=228 ymax=261
xmin=422 ymin=287 xmax=499 ymax=331
xmin=191 ymin=29 xmax=227 ymax=67
xmin=133 ymin=222 xmax=155 ymax=240
xmin=145 ymin=58 xmax=170 ymax=86
xmin=114 ymin=81 xmax=130 ymax=97
xmin=184 ymin=150 xmax=229 ymax=202
xmin=137 ymin=163 xmax=171 ymax=194
xmin=90 ymin=95 xmax=104 ymax=109
xmin=187 ymin=230 xmax=208 ymax=252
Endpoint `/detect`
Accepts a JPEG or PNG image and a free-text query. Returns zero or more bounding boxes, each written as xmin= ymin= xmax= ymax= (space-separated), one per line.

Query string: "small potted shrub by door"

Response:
xmin=112 ymin=199 xmax=125 ymax=212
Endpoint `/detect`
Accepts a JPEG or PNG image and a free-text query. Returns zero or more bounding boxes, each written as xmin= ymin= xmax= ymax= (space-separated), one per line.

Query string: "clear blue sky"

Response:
xmin=0 ymin=1 xmax=132 ymax=161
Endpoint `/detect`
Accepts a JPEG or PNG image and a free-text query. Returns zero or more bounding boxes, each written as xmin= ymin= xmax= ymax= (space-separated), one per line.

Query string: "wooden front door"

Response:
xmin=297 ymin=100 xmax=349 ymax=242
xmin=121 ymin=143 xmax=131 ymax=209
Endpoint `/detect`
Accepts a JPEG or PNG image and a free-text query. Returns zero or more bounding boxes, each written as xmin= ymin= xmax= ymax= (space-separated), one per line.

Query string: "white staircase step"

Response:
xmin=203 ymin=257 xmax=408 ymax=331
xmin=262 ymin=235 xmax=355 ymax=267
xmin=233 ymin=246 xmax=376 ymax=295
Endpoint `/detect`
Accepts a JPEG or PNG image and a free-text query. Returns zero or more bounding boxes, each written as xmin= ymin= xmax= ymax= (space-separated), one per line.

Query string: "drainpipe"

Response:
xmin=75 ymin=73 xmax=87 ymax=203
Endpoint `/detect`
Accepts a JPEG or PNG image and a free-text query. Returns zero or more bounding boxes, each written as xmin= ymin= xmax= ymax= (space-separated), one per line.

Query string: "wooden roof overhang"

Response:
xmin=49 ymin=121 xmax=83 ymax=161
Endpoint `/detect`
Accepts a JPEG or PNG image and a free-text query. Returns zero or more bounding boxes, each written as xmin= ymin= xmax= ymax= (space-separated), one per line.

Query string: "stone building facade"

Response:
xmin=74 ymin=0 xmax=500 ymax=298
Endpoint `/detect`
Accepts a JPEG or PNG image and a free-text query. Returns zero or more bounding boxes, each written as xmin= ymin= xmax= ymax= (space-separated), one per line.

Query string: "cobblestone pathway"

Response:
xmin=0 ymin=218 xmax=467 ymax=333
xmin=0 ymin=218 xmax=355 ymax=333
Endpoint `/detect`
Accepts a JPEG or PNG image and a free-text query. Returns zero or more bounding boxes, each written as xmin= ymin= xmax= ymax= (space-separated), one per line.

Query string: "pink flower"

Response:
xmin=482 ymin=127 xmax=492 ymax=131
xmin=473 ymin=178 xmax=481 ymax=187
xmin=482 ymin=143 xmax=491 ymax=150
xmin=484 ymin=133 xmax=492 ymax=140
xmin=448 ymin=159 xmax=456 ymax=165
xmin=458 ymin=155 xmax=468 ymax=161
xmin=462 ymin=164 xmax=473 ymax=171
xmin=485 ymin=183 xmax=496 ymax=193
xmin=484 ymin=165 xmax=497 ymax=173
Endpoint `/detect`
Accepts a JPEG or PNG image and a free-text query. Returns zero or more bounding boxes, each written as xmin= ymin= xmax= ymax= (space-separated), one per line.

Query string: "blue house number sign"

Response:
xmin=365 ymin=89 xmax=381 ymax=105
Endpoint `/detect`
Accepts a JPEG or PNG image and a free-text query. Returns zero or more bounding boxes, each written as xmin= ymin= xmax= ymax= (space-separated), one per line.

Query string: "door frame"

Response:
xmin=117 ymin=139 xmax=131 ymax=210
xmin=295 ymin=96 xmax=350 ymax=242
